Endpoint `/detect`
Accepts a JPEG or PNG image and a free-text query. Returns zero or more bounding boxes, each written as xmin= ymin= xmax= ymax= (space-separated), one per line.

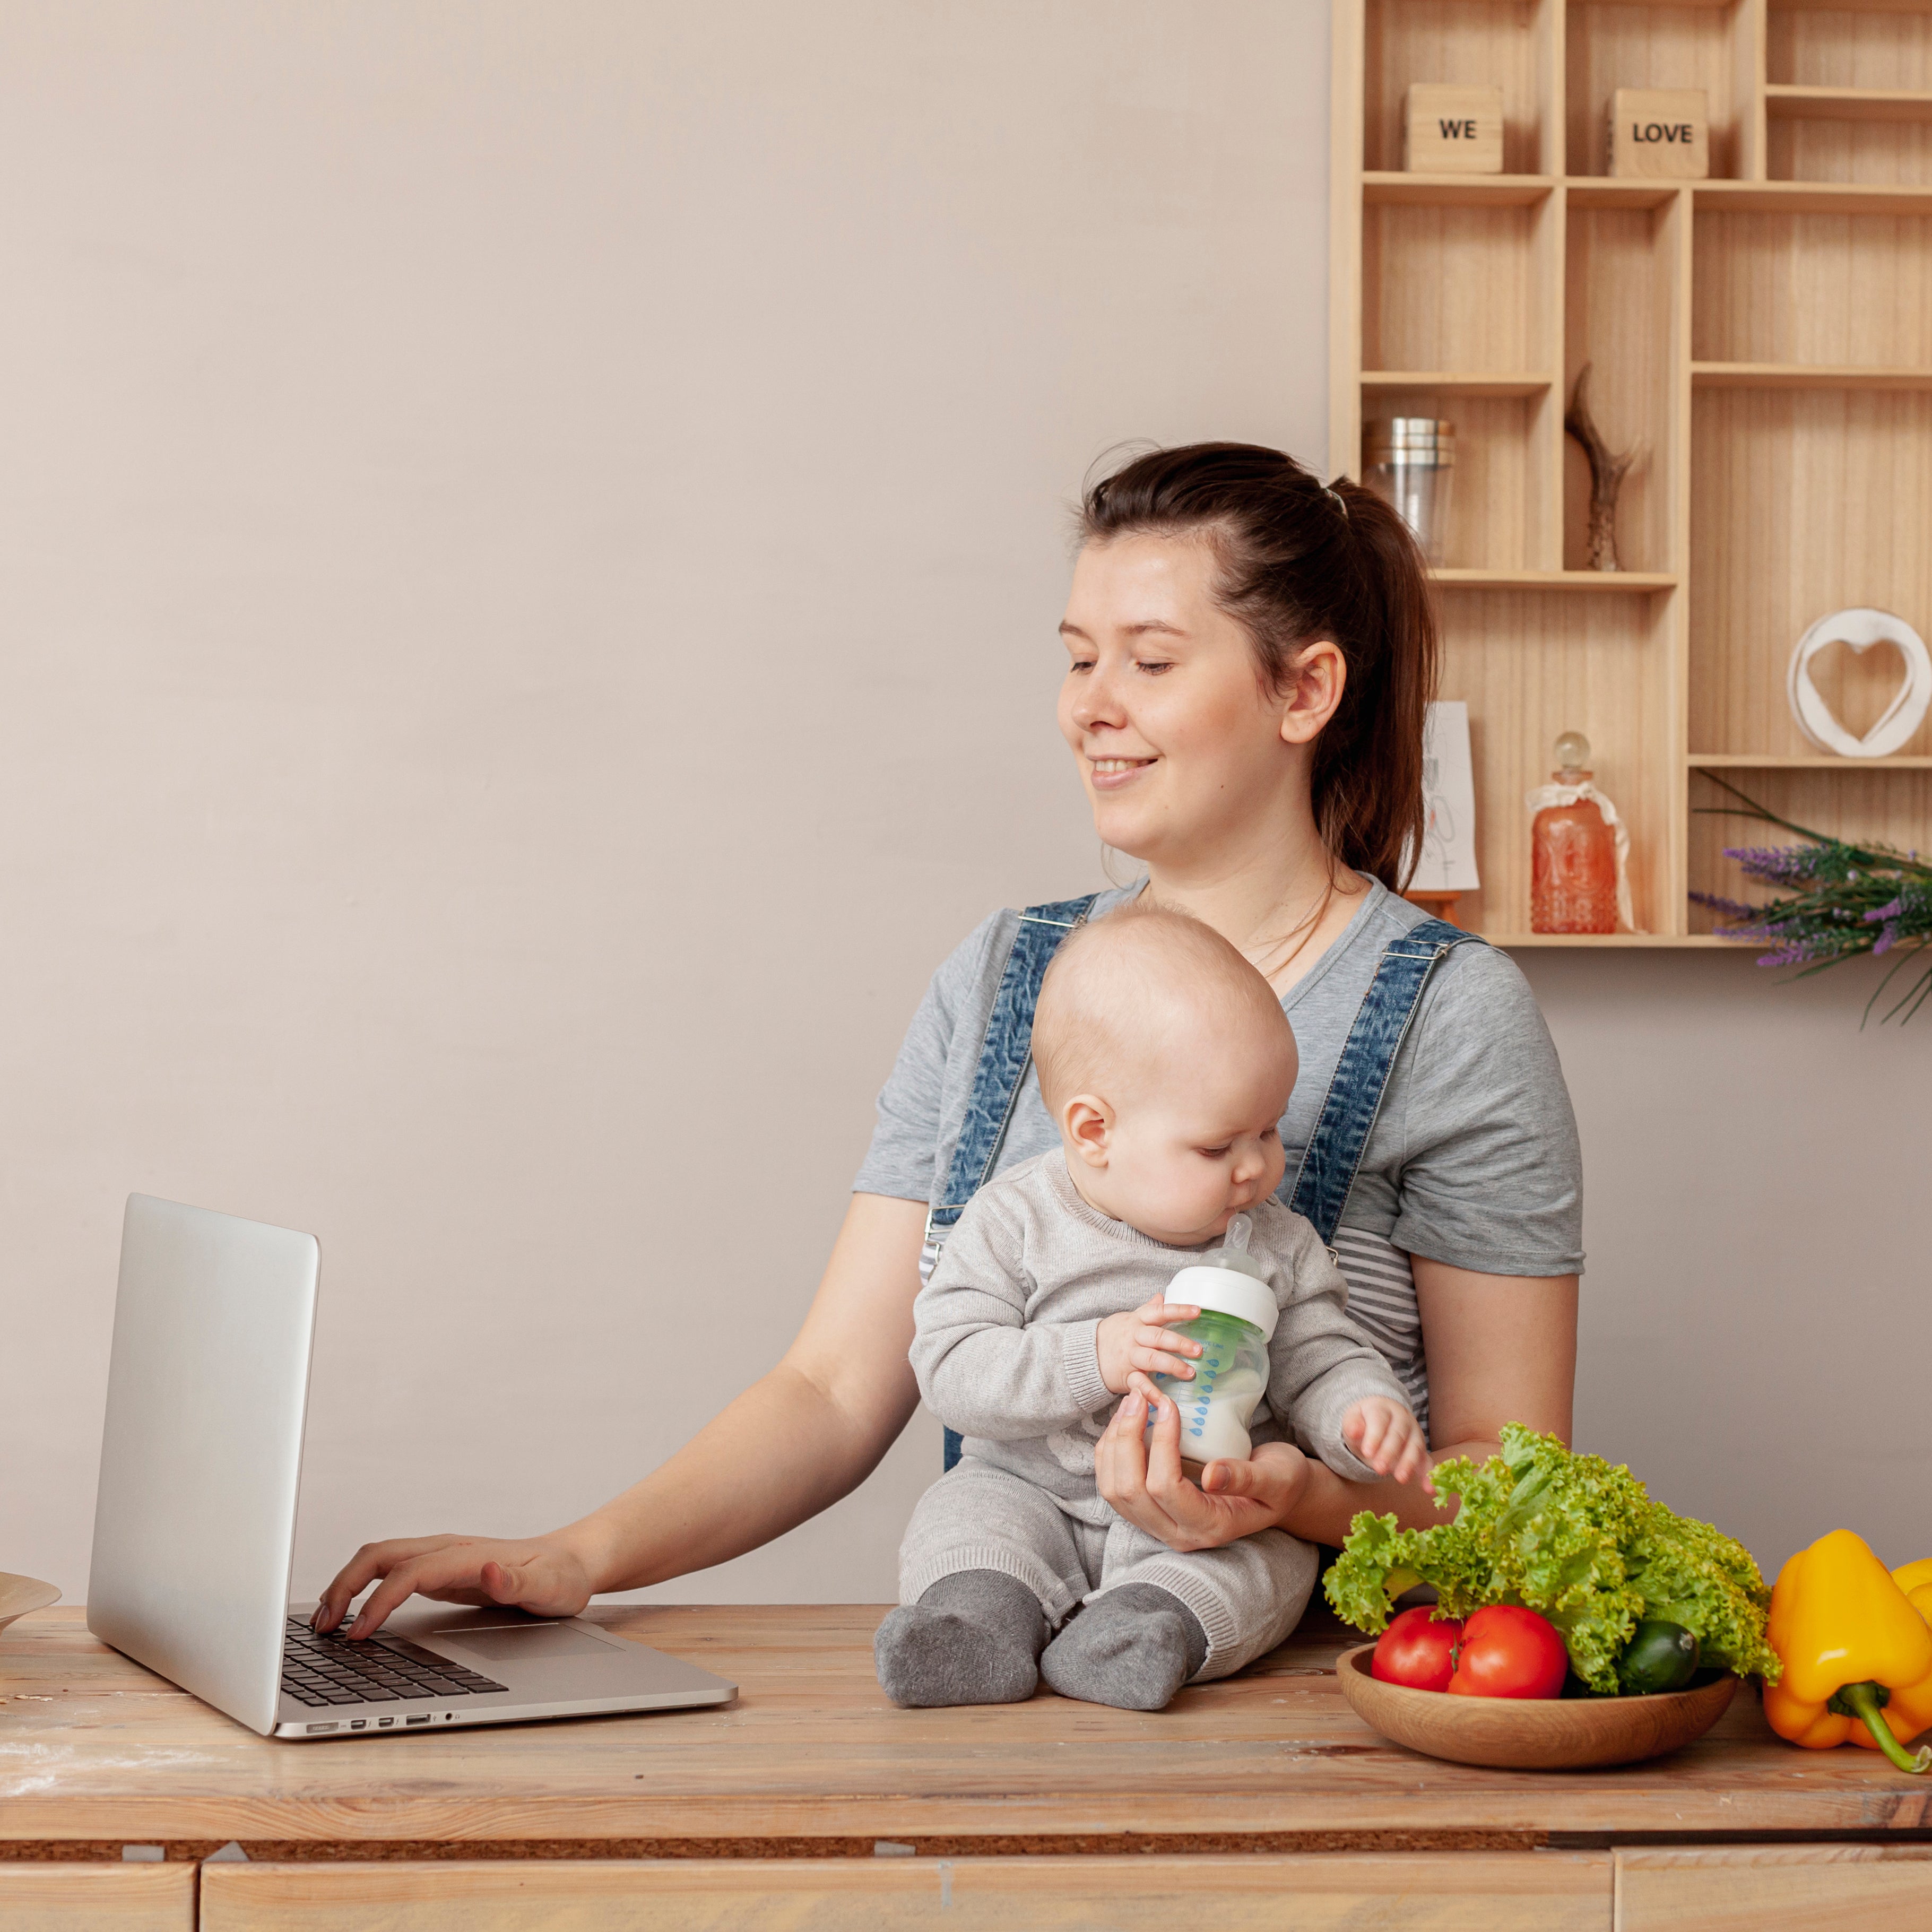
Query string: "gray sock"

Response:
xmin=874 ymin=1569 xmax=1050 ymax=1708
xmin=1038 ymin=1582 xmax=1210 ymax=1712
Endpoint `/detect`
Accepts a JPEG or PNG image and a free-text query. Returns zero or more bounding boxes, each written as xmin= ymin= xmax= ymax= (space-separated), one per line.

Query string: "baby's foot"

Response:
xmin=873 ymin=1569 xmax=1049 ymax=1708
xmin=1039 ymin=1582 xmax=1209 ymax=1711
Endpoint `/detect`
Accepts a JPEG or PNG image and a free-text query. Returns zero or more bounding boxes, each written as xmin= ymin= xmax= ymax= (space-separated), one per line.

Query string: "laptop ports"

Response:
xmin=406 ymin=1713 xmax=430 ymax=1725
xmin=349 ymin=1719 xmax=367 ymax=1730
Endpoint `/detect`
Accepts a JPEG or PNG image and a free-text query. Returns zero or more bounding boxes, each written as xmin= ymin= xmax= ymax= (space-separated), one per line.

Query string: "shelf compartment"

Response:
xmin=1363 ymin=198 xmax=1555 ymax=375
xmin=1434 ymin=568 xmax=1678 ymax=589
xmin=1688 ymin=766 xmax=1932 ymax=932
xmin=1766 ymin=83 xmax=1932 ymax=120
xmin=1361 ymin=390 xmax=1553 ymax=570
xmin=1693 ymin=361 xmax=1932 ymax=387
xmin=1691 ymin=751 xmax=1932 ymax=766
xmin=1363 ymin=371 xmax=1554 ymax=395
xmin=1692 ymin=207 xmax=1932 ymax=368
xmin=1690 ymin=387 xmax=1932 ymax=761
xmin=1567 ymin=0 xmax=1752 ymax=178
xmin=1363 ymin=172 xmax=1557 ymax=207
xmin=1434 ymin=586 xmax=1680 ymax=936
xmin=1365 ymin=0 xmax=1557 ymax=177
xmin=1565 ymin=197 xmax=1684 ymax=576
xmin=1767 ymin=103 xmax=1932 ymax=183
xmin=1768 ymin=5 xmax=1932 ymax=92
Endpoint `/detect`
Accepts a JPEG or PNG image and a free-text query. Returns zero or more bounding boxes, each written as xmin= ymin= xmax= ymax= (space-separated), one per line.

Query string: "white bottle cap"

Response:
xmin=1165 ymin=1264 xmax=1278 ymax=1343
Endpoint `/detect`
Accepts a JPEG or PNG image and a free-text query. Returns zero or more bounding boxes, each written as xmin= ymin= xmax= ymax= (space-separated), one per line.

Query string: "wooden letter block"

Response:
xmin=1403 ymin=85 xmax=1504 ymax=174
xmin=1608 ymin=88 xmax=1709 ymax=178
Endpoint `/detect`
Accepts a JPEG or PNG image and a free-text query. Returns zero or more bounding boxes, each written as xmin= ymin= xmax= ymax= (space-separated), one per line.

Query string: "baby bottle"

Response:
xmin=1146 ymin=1212 xmax=1277 ymax=1472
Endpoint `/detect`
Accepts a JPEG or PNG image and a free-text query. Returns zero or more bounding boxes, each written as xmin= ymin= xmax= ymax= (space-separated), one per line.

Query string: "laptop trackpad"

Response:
xmin=439 ymin=1624 xmax=618 ymax=1661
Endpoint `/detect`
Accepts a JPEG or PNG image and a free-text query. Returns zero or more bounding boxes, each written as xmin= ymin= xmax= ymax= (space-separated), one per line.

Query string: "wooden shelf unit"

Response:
xmin=1333 ymin=0 xmax=1932 ymax=945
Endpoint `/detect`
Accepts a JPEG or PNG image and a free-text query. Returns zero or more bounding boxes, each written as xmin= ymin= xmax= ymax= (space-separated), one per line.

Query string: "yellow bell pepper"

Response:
xmin=1894 ymin=1559 xmax=1932 ymax=1625
xmin=1765 ymin=1530 xmax=1932 ymax=1774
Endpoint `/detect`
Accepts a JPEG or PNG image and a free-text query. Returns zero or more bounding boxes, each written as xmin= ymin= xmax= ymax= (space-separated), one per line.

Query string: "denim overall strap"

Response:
xmin=933 ymin=894 xmax=1099 ymax=1472
xmin=1285 ymin=918 xmax=1485 ymax=1246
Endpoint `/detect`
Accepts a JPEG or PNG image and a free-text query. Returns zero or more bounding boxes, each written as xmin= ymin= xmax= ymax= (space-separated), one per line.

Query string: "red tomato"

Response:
xmin=1371 ymin=1605 xmax=1464 ymax=1693
xmin=1446 ymin=1604 xmax=1569 ymax=1699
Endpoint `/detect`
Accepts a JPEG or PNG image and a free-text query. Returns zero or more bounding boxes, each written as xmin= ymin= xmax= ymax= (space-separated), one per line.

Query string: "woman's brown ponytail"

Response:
xmin=1078 ymin=442 xmax=1439 ymax=890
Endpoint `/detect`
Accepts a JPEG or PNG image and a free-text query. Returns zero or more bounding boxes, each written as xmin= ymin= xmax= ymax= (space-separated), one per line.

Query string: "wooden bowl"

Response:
xmin=1335 ymin=1643 xmax=1737 ymax=1771
xmin=0 ymin=1572 xmax=60 ymax=1636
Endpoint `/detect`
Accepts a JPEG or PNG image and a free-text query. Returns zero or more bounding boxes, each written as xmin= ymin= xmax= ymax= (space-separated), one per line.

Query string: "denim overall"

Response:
xmin=928 ymin=896 xmax=1483 ymax=1471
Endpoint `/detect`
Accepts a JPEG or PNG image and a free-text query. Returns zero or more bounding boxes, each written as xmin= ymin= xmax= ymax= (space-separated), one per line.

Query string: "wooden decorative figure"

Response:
xmin=1564 ymin=365 xmax=1636 ymax=573
xmin=1608 ymin=88 xmax=1709 ymax=179
xmin=1402 ymin=86 xmax=1504 ymax=174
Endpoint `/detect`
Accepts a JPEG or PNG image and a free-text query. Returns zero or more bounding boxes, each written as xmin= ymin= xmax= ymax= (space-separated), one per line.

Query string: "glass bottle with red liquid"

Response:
xmin=1530 ymin=732 xmax=1618 ymax=934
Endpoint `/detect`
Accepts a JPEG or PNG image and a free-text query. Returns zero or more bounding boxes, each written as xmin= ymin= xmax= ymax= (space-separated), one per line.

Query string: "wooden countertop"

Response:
xmin=4 ymin=1603 xmax=1930 ymax=1851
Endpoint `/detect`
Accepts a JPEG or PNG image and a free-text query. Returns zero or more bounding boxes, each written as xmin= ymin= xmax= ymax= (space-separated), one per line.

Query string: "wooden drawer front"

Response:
xmin=1617 ymin=1846 xmax=1932 ymax=1931
xmin=201 ymin=1851 xmax=1610 ymax=1931
xmin=0 ymin=1861 xmax=195 ymax=1930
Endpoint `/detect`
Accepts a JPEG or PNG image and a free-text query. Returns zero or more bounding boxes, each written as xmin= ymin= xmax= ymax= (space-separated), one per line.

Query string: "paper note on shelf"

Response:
xmin=1409 ymin=700 xmax=1480 ymax=893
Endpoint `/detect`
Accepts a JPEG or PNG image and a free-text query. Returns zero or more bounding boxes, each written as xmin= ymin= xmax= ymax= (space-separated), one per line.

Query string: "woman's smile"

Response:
xmin=1089 ymin=756 xmax=1158 ymax=789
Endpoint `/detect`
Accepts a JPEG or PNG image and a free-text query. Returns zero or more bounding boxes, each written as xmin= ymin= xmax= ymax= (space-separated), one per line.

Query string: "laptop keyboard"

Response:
xmin=281 ymin=1616 xmax=507 ymax=1708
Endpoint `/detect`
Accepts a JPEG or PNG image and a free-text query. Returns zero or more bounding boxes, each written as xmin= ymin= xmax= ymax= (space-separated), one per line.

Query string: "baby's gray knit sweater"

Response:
xmin=912 ymin=1151 xmax=1413 ymax=1524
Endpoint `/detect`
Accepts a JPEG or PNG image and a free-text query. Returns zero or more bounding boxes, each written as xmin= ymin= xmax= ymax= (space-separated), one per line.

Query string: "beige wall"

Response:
xmin=4 ymin=0 xmax=1331 ymax=1605
xmin=1526 ymin=947 xmax=1929 ymax=1576
xmin=6 ymin=2 xmax=1923 ymax=1615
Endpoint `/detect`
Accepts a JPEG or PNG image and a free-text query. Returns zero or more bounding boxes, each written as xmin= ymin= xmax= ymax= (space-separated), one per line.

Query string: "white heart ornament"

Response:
xmin=1786 ymin=607 xmax=1932 ymax=759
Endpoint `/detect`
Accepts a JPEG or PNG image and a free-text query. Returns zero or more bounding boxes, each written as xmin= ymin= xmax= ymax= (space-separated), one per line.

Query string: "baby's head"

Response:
xmin=1033 ymin=903 xmax=1297 ymax=1246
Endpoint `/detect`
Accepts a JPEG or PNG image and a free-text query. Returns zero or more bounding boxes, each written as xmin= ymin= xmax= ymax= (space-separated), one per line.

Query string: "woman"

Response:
xmin=316 ymin=443 xmax=1581 ymax=1640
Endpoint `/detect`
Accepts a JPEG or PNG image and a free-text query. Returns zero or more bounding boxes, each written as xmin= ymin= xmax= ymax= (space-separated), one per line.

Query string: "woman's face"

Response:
xmin=1056 ymin=533 xmax=1303 ymax=870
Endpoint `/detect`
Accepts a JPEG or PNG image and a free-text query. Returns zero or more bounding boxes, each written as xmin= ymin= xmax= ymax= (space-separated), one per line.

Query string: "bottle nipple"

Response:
xmin=1554 ymin=730 xmax=1592 ymax=783
xmin=1200 ymin=1210 xmax=1267 ymax=1280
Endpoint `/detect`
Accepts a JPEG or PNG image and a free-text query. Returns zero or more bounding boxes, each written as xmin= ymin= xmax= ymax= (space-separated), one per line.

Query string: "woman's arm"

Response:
xmin=316 ymin=1193 xmax=928 ymax=1636
xmin=1261 ymin=1258 xmax=1578 ymax=1544
xmin=1095 ymin=1259 xmax=1577 ymax=1552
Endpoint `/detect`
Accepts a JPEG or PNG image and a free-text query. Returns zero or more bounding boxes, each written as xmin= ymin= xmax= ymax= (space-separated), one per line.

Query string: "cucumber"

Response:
xmin=1617 ymin=1618 xmax=1700 ymax=1695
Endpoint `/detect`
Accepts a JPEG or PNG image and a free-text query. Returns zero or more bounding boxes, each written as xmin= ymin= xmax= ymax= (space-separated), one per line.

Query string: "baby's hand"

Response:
xmin=1341 ymin=1398 xmax=1431 ymax=1487
xmin=1096 ymin=1296 xmax=1202 ymax=1397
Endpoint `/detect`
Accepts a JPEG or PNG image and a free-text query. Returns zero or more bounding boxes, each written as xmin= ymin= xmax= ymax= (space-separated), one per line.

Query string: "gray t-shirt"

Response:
xmin=854 ymin=878 xmax=1584 ymax=1430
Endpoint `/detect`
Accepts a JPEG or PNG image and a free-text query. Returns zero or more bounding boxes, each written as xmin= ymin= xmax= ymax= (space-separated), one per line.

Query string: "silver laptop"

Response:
xmin=87 ymin=1194 xmax=736 ymax=1738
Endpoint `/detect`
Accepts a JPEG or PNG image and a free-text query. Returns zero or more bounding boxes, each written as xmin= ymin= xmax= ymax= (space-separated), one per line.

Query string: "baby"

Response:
xmin=876 ymin=902 xmax=1426 ymax=1712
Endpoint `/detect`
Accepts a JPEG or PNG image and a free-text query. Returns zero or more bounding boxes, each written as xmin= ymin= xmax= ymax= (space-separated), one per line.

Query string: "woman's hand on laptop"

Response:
xmin=313 ymin=1534 xmax=599 ymax=1639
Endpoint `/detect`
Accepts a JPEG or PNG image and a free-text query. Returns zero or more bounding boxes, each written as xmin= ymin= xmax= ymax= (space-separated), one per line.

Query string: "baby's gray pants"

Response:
xmin=897 ymin=1457 xmax=1318 ymax=1682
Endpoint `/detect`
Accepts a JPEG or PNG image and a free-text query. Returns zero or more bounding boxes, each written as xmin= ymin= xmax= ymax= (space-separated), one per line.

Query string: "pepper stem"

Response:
xmin=1829 ymin=1681 xmax=1932 ymax=1775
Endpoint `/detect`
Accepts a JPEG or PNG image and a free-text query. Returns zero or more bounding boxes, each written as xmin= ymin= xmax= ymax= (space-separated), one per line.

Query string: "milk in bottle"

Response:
xmin=1147 ymin=1213 xmax=1277 ymax=1472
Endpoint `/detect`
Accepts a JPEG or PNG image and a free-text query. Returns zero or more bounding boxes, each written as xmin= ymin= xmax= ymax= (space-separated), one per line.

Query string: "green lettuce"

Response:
xmin=1322 ymin=1424 xmax=1780 ymax=1693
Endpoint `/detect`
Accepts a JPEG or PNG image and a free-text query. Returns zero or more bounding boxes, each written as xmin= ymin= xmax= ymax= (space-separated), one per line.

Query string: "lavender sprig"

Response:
xmin=1690 ymin=777 xmax=1932 ymax=1024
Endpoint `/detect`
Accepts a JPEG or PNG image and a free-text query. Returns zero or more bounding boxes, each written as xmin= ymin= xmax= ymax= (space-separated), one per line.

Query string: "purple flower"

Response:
xmin=1688 ymin=891 xmax=1762 ymax=921
xmin=1860 ymin=898 xmax=1905 ymax=956
xmin=1723 ymin=845 xmax=1818 ymax=884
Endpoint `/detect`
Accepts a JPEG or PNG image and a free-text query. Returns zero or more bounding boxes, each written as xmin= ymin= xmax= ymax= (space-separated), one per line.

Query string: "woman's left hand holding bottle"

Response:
xmin=1095 ymin=1384 xmax=1310 ymax=1553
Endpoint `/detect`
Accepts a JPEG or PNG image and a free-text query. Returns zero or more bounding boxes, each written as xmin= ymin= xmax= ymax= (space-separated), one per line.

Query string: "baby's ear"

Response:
xmin=1060 ymin=1094 xmax=1113 ymax=1166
